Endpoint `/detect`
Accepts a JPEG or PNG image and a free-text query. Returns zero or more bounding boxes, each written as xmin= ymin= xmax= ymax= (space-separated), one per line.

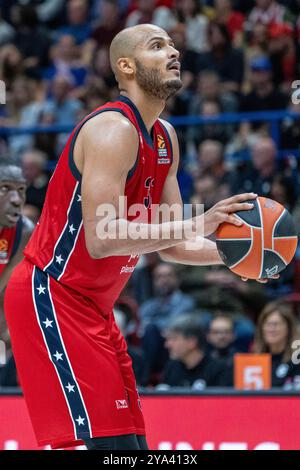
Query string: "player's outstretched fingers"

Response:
xmin=225 ymin=202 xmax=254 ymax=213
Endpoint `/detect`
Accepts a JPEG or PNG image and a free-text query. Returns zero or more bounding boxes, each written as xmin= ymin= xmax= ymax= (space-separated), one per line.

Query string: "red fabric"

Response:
xmin=0 ymin=225 xmax=17 ymax=276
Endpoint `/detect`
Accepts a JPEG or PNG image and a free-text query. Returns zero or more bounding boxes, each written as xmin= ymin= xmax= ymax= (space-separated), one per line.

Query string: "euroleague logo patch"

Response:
xmin=0 ymin=239 xmax=8 ymax=263
xmin=157 ymin=134 xmax=170 ymax=163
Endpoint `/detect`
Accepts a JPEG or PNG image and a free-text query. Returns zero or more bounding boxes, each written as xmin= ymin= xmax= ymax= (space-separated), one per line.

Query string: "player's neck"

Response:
xmin=120 ymin=90 xmax=165 ymax=133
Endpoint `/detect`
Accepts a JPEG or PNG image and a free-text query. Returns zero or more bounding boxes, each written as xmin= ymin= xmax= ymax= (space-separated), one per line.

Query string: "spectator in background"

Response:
xmin=139 ymin=263 xmax=195 ymax=377
xmin=41 ymin=75 xmax=84 ymax=125
xmin=213 ymin=0 xmax=245 ymax=46
xmin=0 ymin=45 xmax=24 ymax=92
xmin=91 ymin=0 xmax=124 ymax=48
xmin=253 ymin=301 xmax=300 ymax=388
xmin=114 ymin=307 xmax=149 ymax=386
xmin=174 ymin=0 xmax=209 ymax=53
xmin=160 ymin=314 xmax=233 ymax=388
xmin=187 ymin=98 xmax=229 ymax=151
xmin=191 ymin=70 xmax=239 ymax=115
xmin=240 ymin=56 xmax=288 ymax=117
xmin=196 ymin=140 xmax=231 ymax=190
xmin=44 ymin=34 xmax=88 ymax=88
xmin=268 ymin=22 xmax=296 ymax=89
xmin=6 ymin=77 xmax=45 ymax=158
xmin=247 ymin=0 xmax=295 ymax=31
xmin=57 ymin=0 xmax=91 ymax=45
xmin=0 ymin=10 xmax=15 ymax=46
xmin=196 ymin=21 xmax=244 ymax=94
xmin=230 ymin=136 xmax=279 ymax=196
xmin=21 ymin=149 xmax=49 ymax=211
xmin=12 ymin=4 xmax=51 ymax=75
xmin=125 ymin=0 xmax=176 ymax=32
xmin=207 ymin=313 xmax=236 ymax=363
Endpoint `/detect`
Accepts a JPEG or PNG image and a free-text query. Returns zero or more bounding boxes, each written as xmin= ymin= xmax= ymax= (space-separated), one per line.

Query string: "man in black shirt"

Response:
xmin=160 ymin=315 xmax=233 ymax=389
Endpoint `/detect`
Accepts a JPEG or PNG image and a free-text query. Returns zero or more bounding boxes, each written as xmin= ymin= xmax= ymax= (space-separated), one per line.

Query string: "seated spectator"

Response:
xmin=0 ymin=10 xmax=15 ymax=46
xmin=240 ymin=56 xmax=288 ymax=122
xmin=44 ymin=34 xmax=88 ymax=88
xmin=57 ymin=0 xmax=92 ymax=45
xmin=196 ymin=140 xmax=231 ymax=189
xmin=12 ymin=4 xmax=51 ymax=75
xmin=213 ymin=0 xmax=245 ymax=46
xmin=21 ymin=149 xmax=49 ymax=211
xmin=91 ymin=0 xmax=124 ymax=48
xmin=159 ymin=314 xmax=233 ymax=388
xmin=187 ymin=98 xmax=230 ymax=151
xmin=268 ymin=22 xmax=296 ymax=89
xmin=125 ymin=0 xmax=177 ymax=32
xmin=113 ymin=307 xmax=149 ymax=386
xmin=139 ymin=263 xmax=196 ymax=376
xmin=190 ymin=70 xmax=239 ymax=115
xmin=230 ymin=136 xmax=280 ymax=196
xmin=196 ymin=21 xmax=244 ymax=94
xmin=207 ymin=313 xmax=236 ymax=363
xmin=247 ymin=0 xmax=295 ymax=31
xmin=253 ymin=300 xmax=300 ymax=388
xmin=174 ymin=0 xmax=209 ymax=53
xmin=41 ymin=75 xmax=84 ymax=125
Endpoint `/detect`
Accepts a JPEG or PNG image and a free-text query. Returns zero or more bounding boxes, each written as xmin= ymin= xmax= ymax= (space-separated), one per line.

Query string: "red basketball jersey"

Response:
xmin=0 ymin=217 xmax=23 ymax=276
xmin=24 ymin=96 xmax=173 ymax=309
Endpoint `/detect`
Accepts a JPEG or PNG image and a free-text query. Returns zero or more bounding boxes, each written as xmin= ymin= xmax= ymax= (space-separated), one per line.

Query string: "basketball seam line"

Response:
xmin=228 ymin=227 xmax=254 ymax=270
xmin=233 ymin=213 xmax=260 ymax=229
xmin=264 ymin=248 xmax=287 ymax=266
xmin=256 ymin=198 xmax=264 ymax=279
xmin=271 ymin=208 xmax=286 ymax=252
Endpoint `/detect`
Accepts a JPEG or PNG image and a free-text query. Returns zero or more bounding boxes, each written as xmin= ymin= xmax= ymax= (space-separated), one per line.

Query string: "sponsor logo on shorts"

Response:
xmin=115 ymin=399 xmax=129 ymax=410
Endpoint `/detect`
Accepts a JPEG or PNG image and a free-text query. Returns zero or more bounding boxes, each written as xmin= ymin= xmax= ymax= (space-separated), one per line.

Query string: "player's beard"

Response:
xmin=135 ymin=59 xmax=182 ymax=100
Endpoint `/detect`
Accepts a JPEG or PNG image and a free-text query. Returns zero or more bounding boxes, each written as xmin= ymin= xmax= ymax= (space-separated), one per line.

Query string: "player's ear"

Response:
xmin=117 ymin=57 xmax=135 ymax=78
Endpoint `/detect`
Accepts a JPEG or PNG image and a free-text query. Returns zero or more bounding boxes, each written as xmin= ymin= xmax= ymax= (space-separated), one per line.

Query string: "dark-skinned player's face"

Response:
xmin=0 ymin=167 xmax=26 ymax=228
xmin=134 ymin=30 xmax=182 ymax=100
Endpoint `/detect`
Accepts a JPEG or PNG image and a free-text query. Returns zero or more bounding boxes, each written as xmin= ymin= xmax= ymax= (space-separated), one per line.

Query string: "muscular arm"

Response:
xmin=157 ymin=120 xmax=223 ymax=266
xmin=77 ymin=112 xmax=196 ymax=259
xmin=0 ymin=216 xmax=34 ymax=293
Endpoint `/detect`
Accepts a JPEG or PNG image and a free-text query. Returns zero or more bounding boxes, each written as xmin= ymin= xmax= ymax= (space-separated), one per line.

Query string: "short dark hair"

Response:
xmin=167 ymin=315 xmax=207 ymax=351
xmin=210 ymin=313 xmax=234 ymax=330
xmin=0 ymin=158 xmax=24 ymax=182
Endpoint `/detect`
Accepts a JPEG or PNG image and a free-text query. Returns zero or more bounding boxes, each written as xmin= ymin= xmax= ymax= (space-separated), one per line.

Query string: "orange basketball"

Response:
xmin=216 ymin=196 xmax=298 ymax=279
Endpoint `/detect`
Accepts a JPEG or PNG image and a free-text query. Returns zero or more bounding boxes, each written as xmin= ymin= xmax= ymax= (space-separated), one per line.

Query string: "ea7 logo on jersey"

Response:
xmin=115 ymin=399 xmax=128 ymax=410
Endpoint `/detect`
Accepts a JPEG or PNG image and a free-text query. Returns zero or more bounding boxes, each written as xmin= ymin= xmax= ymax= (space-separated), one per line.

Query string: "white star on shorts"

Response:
xmin=76 ymin=416 xmax=85 ymax=426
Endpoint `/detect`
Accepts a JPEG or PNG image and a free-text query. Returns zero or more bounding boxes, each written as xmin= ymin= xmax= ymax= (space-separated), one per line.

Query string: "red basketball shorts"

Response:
xmin=4 ymin=258 xmax=145 ymax=449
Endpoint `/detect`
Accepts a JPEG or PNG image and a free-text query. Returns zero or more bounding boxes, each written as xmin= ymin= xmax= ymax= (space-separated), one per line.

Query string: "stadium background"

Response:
xmin=1 ymin=0 xmax=300 ymax=450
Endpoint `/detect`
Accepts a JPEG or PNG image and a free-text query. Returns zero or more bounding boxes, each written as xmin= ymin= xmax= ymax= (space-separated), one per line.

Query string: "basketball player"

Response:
xmin=4 ymin=24 xmax=274 ymax=451
xmin=0 ymin=160 xmax=34 ymax=294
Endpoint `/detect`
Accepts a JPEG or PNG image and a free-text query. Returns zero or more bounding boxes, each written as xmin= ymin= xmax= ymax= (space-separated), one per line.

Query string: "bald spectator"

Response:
xmin=230 ymin=137 xmax=280 ymax=196
xmin=21 ymin=149 xmax=49 ymax=210
xmin=139 ymin=263 xmax=195 ymax=377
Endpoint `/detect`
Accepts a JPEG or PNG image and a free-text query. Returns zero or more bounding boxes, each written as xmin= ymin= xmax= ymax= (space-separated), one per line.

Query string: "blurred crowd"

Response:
xmin=1 ymin=0 xmax=300 ymax=389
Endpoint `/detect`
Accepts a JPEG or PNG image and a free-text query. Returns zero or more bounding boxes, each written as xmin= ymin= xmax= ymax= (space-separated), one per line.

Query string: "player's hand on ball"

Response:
xmin=201 ymin=193 xmax=257 ymax=237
